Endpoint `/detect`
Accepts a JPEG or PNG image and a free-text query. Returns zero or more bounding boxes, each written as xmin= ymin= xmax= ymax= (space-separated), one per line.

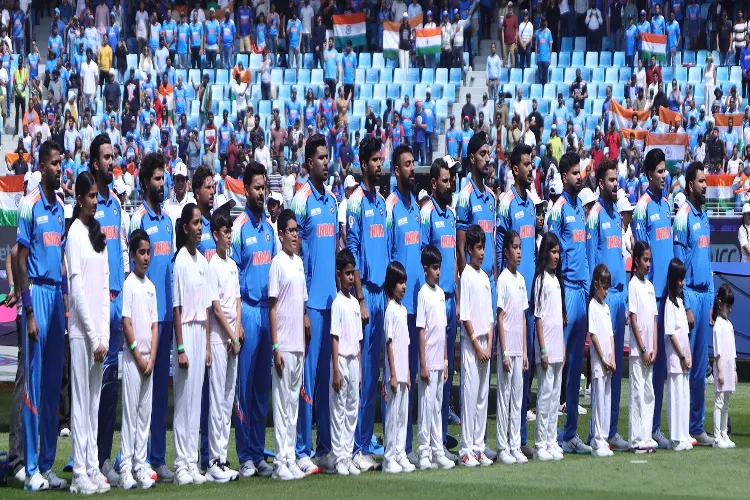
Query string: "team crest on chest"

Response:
xmin=113 ymin=206 xmax=119 ymax=217
xmin=166 ymin=223 xmax=172 ymax=234
xmin=57 ymin=215 xmax=62 ymax=226
xmin=330 ymin=205 xmax=335 ymax=215
xmin=266 ymin=232 xmax=271 ymax=242
xmin=379 ymin=207 xmax=384 ymax=216
xmin=415 ymin=214 xmax=420 ymax=224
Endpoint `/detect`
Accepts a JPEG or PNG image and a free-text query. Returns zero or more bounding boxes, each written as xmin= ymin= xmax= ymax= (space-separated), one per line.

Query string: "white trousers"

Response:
xmin=704 ymin=85 xmax=715 ymax=117
xmin=70 ymin=338 xmax=103 ymax=477
xmin=399 ymin=49 xmax=410 ymax=71
xmin=590 ymin=375 xmax=612 ymax=451
xmin=667 ymin=372 xmax=690 ymax=444
xmin=628 ymin=356 xmax=654 ymax=448
xmin=329 ymin=355 xmax=360 ymax=466
xmin=459 ymin=337 xmax=490 ymax=458
xmin=384 ymin=382 xmax=408 ymax=464
xmin=208 ymin=343 xmax=238 ymax=463
xmin=714 ymin=391 xmax=731 ymax=438
xmin=173 ymin=321 xmax=207 ymax=471
xmin=496 ymin=355 xmax=523 ymax=453
xmin=120 ymin=350 xmax=153 ymax=475
xmin=535 ymin=362 xmax=562 ymax=450
xmin=417 ymin=369 xmax=445 ymax=459
xmin=272 ymin=351 xmax=303 ymax=466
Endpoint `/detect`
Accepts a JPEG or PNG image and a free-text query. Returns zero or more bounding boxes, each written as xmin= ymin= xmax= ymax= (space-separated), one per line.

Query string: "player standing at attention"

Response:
xmin=547 ymin=151 xmax=591 ymax=454
xmin=672 ymin=161 xmax=714 ymax=447
xmin=495 ymin=144 xmax=537 ymax=460
xmin=585 ymin=158 xmax=629 ymax=452
xmin=348 ymin=135 xmax=389 ymax=472
xmin=385 ymin=144 xmax=423 ymax=464
xmin=232 ymin=160 xmax=276 ymax=478
xmin=17 ymin=140 xmax=68 ymax=491
xmin=292 ymin=134 xmax=339 ymax=475
xmin=420 ymin=156 xmax=458 ymax=462
xmin=129 ymin=152 xmax=175 ymax=482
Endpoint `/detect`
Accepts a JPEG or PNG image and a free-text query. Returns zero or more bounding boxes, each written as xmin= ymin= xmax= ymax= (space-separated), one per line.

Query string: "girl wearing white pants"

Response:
xmin=664 ymin=259 xmax=692 ymax=452
xmin=704 ymin=58 xmax=716 ymax=116
xmin=66 ymin=171 xmax=111 ymax=494
xmin=268 ymin=210 xmax=308 ymax=481
xmin=495 ymin=233 xmax=529 ymax=466
xmin=712 ymin=285 xmax=737 ymax=449
xmin=628 ymin=243 xmax=658 ymax=453
xmin=172 ymin=204 xmax=212 ymax=485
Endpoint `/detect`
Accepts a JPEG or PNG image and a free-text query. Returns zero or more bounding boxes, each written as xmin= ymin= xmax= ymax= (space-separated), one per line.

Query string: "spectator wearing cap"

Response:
xmin=461 ymin=92 xmax=477 ymax=128
xmin=163 ymin=160 xmax=196 ymax=242
xmin=513 ymin=86 xmax=527 ymax=126
xmin=548 ymin=122 xmax=563 ymax=163
xmin=535 ymin=16 xmax=553 ymax=85
xmin=398 ymin=12 xmax=411 ymax=70
xmin=451 ymin=5 xmax=476 ymax=71
xmin=624 ymin=14 xmax=638 ymax=68
xmin=440 ymin=11 xmax=454 ymax=69
xmin=501 ymin=3 xmax=517 ymax=69
xmin=486 ymin=42 xmax=502 ymax=101
xmin=423 ymin=10 xmax=437 ymax=68
xmin=495 ymin=91 xmax=510 ymax=130
xmin=517 ymin=8 xmax=533 ymax=69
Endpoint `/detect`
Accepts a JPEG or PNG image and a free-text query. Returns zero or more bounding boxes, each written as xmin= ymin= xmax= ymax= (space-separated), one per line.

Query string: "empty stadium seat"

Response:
xmin=530 ymin=84 xmax=543 ymax=99
xmin=407 ymin=68 xmax=420 ymax=83
xmin=551 ymin=67 xmax=564 ymax=83
xmin=373 ymin=52 xmax=385 ymax=68
xmin=359 ymin=52 xmax=371 ymax=68
xmin=585 ymin=52 xmax=598 ymax=68
xmin=510 ymin=68 xmax=523 ymax=83
xmin=449 ymin=68 xmax=463 ymax=85
xmin=422 ymin=68 xmax=434 ymax=84
xmin=574 ymin=37 xmax=586 ymax=52
xmin=561 ymin=37 xmax=573 ymax=52
xmin=599 ymin=52 xmax=612 ymax=67
xmin=572 ymin=52 xmax=584 ymax=67
xmin=374 ymin=84 xmax=386 ymax=100
xmin=435 ymin=68 xmax=448 ymax=85
xmin=592 ymin=67 xmax=605 ymax=83
xmin=394 ymin=68 xmax=407 ymax=83
xmin=558 ymin=51 xmax=570 ymax=67
xmin=543 ymin=84 xmax=556 ymax=99
xmin=523 ymin=68 xmax=537 ymax=83
xmin=381 ymin=67 xmax=393 ymax=83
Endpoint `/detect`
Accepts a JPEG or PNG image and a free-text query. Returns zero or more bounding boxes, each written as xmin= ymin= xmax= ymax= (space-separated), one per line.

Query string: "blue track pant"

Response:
xmin=685 ymin=286 xmax=711 ymax=435
xmin=354 ymin=283 xmax=385 ymax=456
xmin=235 ymin=302 xmax=271 ymax=464
xmin=21 ymin=283 xmax=65 ymax=476
xmin=296 ymin=307 xmax=332 ymax=458
xmin=97 ymin=292 xmax=122 ymax=466
xmin=520 ymin=308 xmax=535 ymax=446
xmin=200 ymin=370 xmax=210 ymax=469
xmin=562 ymin=283 xmax=588 ymax=441
xmin=149 ymin=321 xmax=173 ymax=467
xmin=606 ymin=288 xmax=627 ymax=439
xmin=652 ymin=296 xmax=668 ymax=434
xmin=441 ymin=294 xmax=457 ymax=443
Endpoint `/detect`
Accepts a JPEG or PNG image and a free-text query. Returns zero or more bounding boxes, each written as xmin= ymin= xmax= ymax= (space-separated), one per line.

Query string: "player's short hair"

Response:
xmin=558 ymin=151 xmax=580 ymax=175
xmin=89 ymin=134 xmax=111 ymax=173
xmin=644 ymin=148 xmax=666 ymax=176
xmin=465 ymin=224 xmax=486 ymax=250
xmin=243 ymin=160 xmax=267 ymax=186
xmin=192 ymin=166 xmax=214 ymax=195
xmin=359 ymin=134 xmax=382 ymax=169
xmin=305 ymin=133 xmax=327 ymax=164
xmin=139 ymin=152 xmax=165 ymax=187
xmin=129 ymin=229 xmax=151 ymax=257
xmin=684 ymin=161 xmax=705 ymax=195
xmin=429 ymin=157 xmax=451 ymax=181
xmin=510 ymin=144 xmax=532 ymax=168
xmin=421 ymin=244 xmax=443 ymax=268
xmin=596 ymin=158 xmax=618 ymax=185
xmin=38 ymin=140 xmax=63 ymax=166
xmin=392 ymin=144 xmax=413 ymax=169
xmin=336 ymin=248 xmax=356 ymax=271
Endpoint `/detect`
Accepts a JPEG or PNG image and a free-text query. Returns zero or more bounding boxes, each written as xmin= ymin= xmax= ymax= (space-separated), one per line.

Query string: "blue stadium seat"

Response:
xmin=671 ymin=65 xmax=685 ymax=83
xmin=604 ymin=67 xmax=617 ymax=83
xmin=499 ymin=68 xmax=509 ymax=83
xmin=360 ymin=84 xmax=373 ymax=99
xmin=249 ymin=53 xmax=262 ymax=70
xmin=618 ymin=67 xmax=631 ymax=83
xmin=127 ymin=54 xmax=138 ymax=72
xmin=175 ymin=69 xmax=187 ymax=84
xmin=443 ymin=84 xmax=455 ymax=101
xmin=394 ymin=68 xmax=407 ymax=83
xmin=537 ymin=99 xmax=549 ymax=114
xmin=597 ymin=85 xmax=607 ymax=98
xmin=366 ymin=68 xmax=379 ymax=84
xmin=449 ymin=68 xmax=462 ymax=85
xmin=218 ymin=100 xmax=231 ymax=117
xmin=407 ymin=68 xmax=420 ymax=83
xmin=503 ymin=83 xmax=516 ymax=96
xmin=530 ymin=52 xmax=536 ymax=68
xmin=544 ymin=84 xmax=556 ymax=99
xmin=282 ymin=69 xmax=295 ymax=85
xmin=599 ymin=52 xmax=612 ymax=67
xmin=730 ymin=65 xmax=742 ymax=84
xmin=359 ymin=52 xmax=371 ymax=68
xmin=303 ymin=53 xmax=314 ymax=69
xmin=510 ymin=68 xmax=523 ymax=83
xmin=210 ymin=100 xmax=219 ymax=116
xmin=213 ymin=69 xmax=227 ymax=86
xmin=436 ymin=99 xmax=448 ymax=120
xmin=298 ymin=69 xmax=310 ymax=84
xmin=564 ymin=67 xmax=577 ymax=82
xmin=311 ymin=69 xmax=323 ymax=85
xmin=585 ymin=52 xmax=598 ymax=68
xmin=688 ymin=66 xmax=703 ymax=84
xmin=530 ymin=84 xmax=543 ymax=99
xmin=356 ymin=68 xmax=365 ymax=85
xmin=593 ymin=98 xmax=604 ymax=115
xmin=373 ymin=52 xmax=385 ymax=68
xmin=278 ymin=85 xmax=290 ymax=99
xmin=558 ymin=51 xmax=570 ymax=67
xmin=414 ymin=83 xmax=428 ymax=100
xmin=549 ymin=52 xmax=558 ymax=67
xmin=523 ymin=68 xmax=536 ymax=83
xmin=370 ymin=100 xmax=381 ymax=115
xmin=561 ymin=37 xmax=573 ymax=52
xmin=551 ymin=67 xmax=564 ymax=83
xmin=717 ymin=66 xmax=728 ymax=82
xmin=586 ymin=115 xmax=599 ymax=131
xmin=271 ymin=69 xmax=283 ymax=86
xmin=420 ymin=69 xmax=433 ymax=85
xmin=387 ymin=84 xmax=400 ymax=99
xmin=381 ymin=68 xmax=393 ymax=83
xmin=572 ymin=51 xmax=584 ymax=67
xmin=580 ymin=68 xmax=591 ymax=81
xmin=612 ymin=86 xmax=624 ymax=100
xmin=349 ymin=116 xmax=361 ymax=131
xmin=697 ymin=49 xmax=708 ymax=63
xmin=682 ymin=51 xmax=695 ymax=65
xmin=592 ymin=67 xmax=604 ymax=83
xmin=435 ymin=68 xmax=448 ymax=85
xmin=235 ymin=54 xmax=249 ymax=69
xmin=374 ymin=83 xmax=387 ymax=101
xmin=661 ymin=66 xmax=672 ymax=82
xmin=518 ymin=83 xmax=530 ymax=98
xmin=613 ymin=52 xmax=625 ymax=68
xmin=574 ymin=37 xmax=586 ymax=52
xmin=401 ymin=84 xmax=413 ymax=98
xmin=601 ymin=37 xmax=612 ymax=52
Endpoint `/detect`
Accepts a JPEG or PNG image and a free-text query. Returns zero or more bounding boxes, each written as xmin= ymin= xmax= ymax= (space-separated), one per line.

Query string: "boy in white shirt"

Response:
xmin=416 ymin=245 xmax=455 ymax=471
xmin=458 ymin=225 xmax=494 ymax=468
xmin=268 ymin=209 xmax=309 ymax=481
xmin=118 ymin=230 xmax=159 ymax=490
xmin=329 ymin=249 xmax=362 ymax=476
xmin=205 ymin=210 xmax=242 ymax=483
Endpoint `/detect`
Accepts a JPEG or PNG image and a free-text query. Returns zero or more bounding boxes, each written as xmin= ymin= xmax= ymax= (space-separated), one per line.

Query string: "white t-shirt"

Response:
xmin=283 ymin=174 xmax=296 ymax=201
xmin=628 ymin=275 xmax=657 ymax=357
xmin=385 ymin=299 xmax=410 ymax=383
xmin=738 ymin=224 xmax=750 ymax=262
xmin=664 ymin=297 xmax=690 ymax=375
xmin=337 ymin=197 xmax=347 ymax=226
xmin=496 ymin=268 xmax=528 ymax=357
xmin=268 ymin=250 xmax=308 ymax=353
xmin=66 ymin=219 xmax=110 ymax=348
xmin=713 ymin=316 xmax=737 ymax=392
xmin=122 ymin=273 xmax=158 ymax=354
xmin=136 ymin=10 xmax=149 ymax=39
xmin=533 ymin=271 xmax=564 ymax=363
xmin=208 ymin=253 xmax=240 ymax=345
xmin=518 ymin=21 xmax=534 ymax=44
xmin=459 ymin=265 xmax=494 ymax=339
xmin=415 ymin=283 xmax=447 ymax=371
xmin=588 ymin=299 xmax=614 ymax=380
xmin=330 ymin=291 xmax=362 ymax=358
xmin=173 ymin=246 xmax=211 ymax=323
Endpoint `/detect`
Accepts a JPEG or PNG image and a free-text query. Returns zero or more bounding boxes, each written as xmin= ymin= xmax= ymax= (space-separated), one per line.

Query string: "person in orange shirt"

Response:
xmin=158 ymin=72 xmax=174 ymax=121
xmin=232 ymin=60 xmax=251 ymax=84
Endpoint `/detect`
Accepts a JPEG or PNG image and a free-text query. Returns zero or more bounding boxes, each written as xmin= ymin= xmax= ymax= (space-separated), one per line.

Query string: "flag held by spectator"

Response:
xmin=333 ymin=13 xmax=367 ymax=50
xmin=611 ymin=100 xmax=649 ymax=130
xmin=713 ymin=113 xmax=744 ymax=135
xmin=641 ymin=33 xmax=667 ymax=62
xmin=620 ymin=128 xmax=647 ymax=152
xmin=644 ymin=133 xmax=690 ymax=174
xmin=705 ymin=174 xmax=736 ymax=212
xmin=0 ymin=174 xmax=25 ymax=226
xmin=225 ymin=176 xmax=246 ymax=208
xmin=415 ymin=26 xmax=441 ymax=56
xmin=383 ymin=14 xmax=424 ymax=59
xmin=658 ymin=107 xmax=682 ymax=130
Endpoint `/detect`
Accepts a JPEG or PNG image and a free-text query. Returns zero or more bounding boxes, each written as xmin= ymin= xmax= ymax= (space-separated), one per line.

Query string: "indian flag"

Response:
xmin=644 ymin=133 xmax=690 ymax=174
xmin=658 ymin=107 xmax=683 ymax=131
xmin=0 ymin=174 xmax=24 ymax=227
xmin=224 ymin=176 xmax=246 ymax=208
xmin=610 ymin=100 xmax=649 ymax=130
xmin=415 ymin=26 xmax=440 ymax=56
xmin=713 ymin=113 xmax=744 ymax=135
xmin=620 ymin=128 xmax=648 ymax=153
xmin=383 ymin=14 xmax=424 ymax=60
xmin=641 ymin=33 xmax=667 ymax=62
xmin=706 ymin=174 xmax=736 ymax=212
xmin=333 ymin=13 xmax=367 ymax=49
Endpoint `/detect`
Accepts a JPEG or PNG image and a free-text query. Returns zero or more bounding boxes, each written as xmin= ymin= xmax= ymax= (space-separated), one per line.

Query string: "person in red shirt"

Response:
xmin=591 ymin=136 xmax=605 ymax=170
xmin=502 ymin=5 xmax=518 ymax=69
xmin=604 ymin=121 xmax=620 ymax=160
xmin=645 ymin=54 xmax=662 ymax=88
xmin=203 ymin=111 xmax=217 ymax=169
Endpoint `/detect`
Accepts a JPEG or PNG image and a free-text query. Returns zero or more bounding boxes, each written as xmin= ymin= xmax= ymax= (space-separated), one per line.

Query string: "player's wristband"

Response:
xmin=9 ymin=284 xmax=14 ymax=292
xmin=272 ymin=343 xmax=279 ymax=351
xmin=129 ymin=341 xmax=137 ymax=351
xmin=21 ymin=289 xmax=32 ymax=309
xmin=61 ymin=279 xmax=69 ymax=295
xmin=501 ymin=351 xmax=507 ymax=358
xmin=540 ymin=347 xmax=547 ymax=354
xmin=177 ymin=344 xmax=185 ymax=354
xmin=232 ymin=338 xmax=238 ymax=345
xmin=357 ymin=296 xmax=365 ymax=302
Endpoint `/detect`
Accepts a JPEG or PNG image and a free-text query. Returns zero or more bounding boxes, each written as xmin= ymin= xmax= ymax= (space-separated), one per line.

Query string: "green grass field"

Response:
xmin=1 ymin=381 xmax=750 ymax=499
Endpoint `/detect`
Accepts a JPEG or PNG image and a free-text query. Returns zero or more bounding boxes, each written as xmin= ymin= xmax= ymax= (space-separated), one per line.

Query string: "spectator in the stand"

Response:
xmin=535 ymin=17 xmax=552 ymax=85
xmin=440 ymin=11 xmax=454 ymax=69
xmin=486 ymin=42 xmax=501 ymax=101
xmin=528 ymin=99 xmax=543 ymax=143
xmin=501 ymin=4 xmax=517 ymax=69
xmin=517 ymin=9 xmax=533 ymax=69
xmin=254 ymin=135 xmax=271 ymax=172
xmin=717 ymin=10 xmax=732 ymax=66
xmin=513 ymin=86 xmax=528 ymax=126
xmin=570 ymin=68 xmax=588 ymax=109
xmin=738 ymin=204 xmax=750 ymax=262
xmin=645 ymin=54 xmax=661 ymax=87
xmin=313 ymin=15 xmax=327 ymax=69
xmin=221 ymin=9 xmax=236 ymax=70
xmin=461 ymin=93 xmax=477 ymax=128
xmin=189 ymin=10 xmax=203 ymax=70
xmin=398 ymin=12 xmax=411 ymax=70
xmin=286 ymin=8 xmax=302 ymax=69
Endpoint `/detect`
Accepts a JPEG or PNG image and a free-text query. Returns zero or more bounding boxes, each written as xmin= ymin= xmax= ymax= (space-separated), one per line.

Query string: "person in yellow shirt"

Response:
xmin=97 ymin=34 xmax=113 ymax=87
xmin=547 ymin=123 xmax=563 ymax=164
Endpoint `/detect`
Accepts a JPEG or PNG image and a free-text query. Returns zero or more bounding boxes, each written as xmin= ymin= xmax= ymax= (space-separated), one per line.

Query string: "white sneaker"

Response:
xmin=174 ymin=467 xmax=193 ymax=486
xmin=287 ymin=462 xmax=305 ymax=480
xmin=136 ymin=469 xmax=156 ymax=489
xmin=352 ymin=452 xmax=375 ymax=472
xmin=723 ymin=433 xmax=736 ymax=448
xmin=188 ymin=464 xmax=206 ymax=485
xmin=314 ymin=454 xmax=335 ymax=474
xmin=12 ymin=467 xmax=26 ymax=486
xmin=255 ymin=460 xmax=274 ymax=478
xmin=511 ymin=449 xmax=528 ymax=464
xmin=460 ymin=453 xmax=479 ymax=467
xmin=206 ymin=461 xmax=235 ymax=483
xmin=534 ymin=447 xmax=553 ymax=461
xmin=382 ymin=459 xmax=402 ymax=474
xmin=347 ymin=459 xmax=361 ymax=476
xmin=578 ymin=405 xmax=588 ymax=415
xmin=548 ymin=444 xmax=564 ymax=461
xmin=443 ymin=447 xmax=459 ymax=463
xmin=433 ymin=454 xmax=455 ymax=470
xmin=117 ymin=470 xmax=137 ymax=490
xmin=335 ymin=461 xmax=349 ymax=476
xmin=89 ymin=469 xmax=111 ymax=493
xmin=418 ymin=456 xmax=432 ymax=470
xmin=70 ymin=474 xmax=98 ymax=495
xmin=476 ymin=452 xmax=493 ymax=466
xmin=592 ymin=446 xmax=614 ymax=457
xmin=272 ymin=463 xmax=294 ymax=481
xmin=41 ymin=470 xmax=68 ymax=489
xmin=714 ymin=437 xmax=732 ymax=449
xmin=672 ymin=441 xmax=688 ymax=452
xmin=397 ymin=457 xmax=416 ymax=472
xmin=59 ymin=426 xmax=71 ymax=438
xmin=222 ymin=462 xmax=239 ymax=481
xmin=498 ymin=450 xmax=516 ymax=465
xmin=240 ymin=460 xmax=257 ymax=478
xmin=526 ymin=410 xmax=536 ymax=422
xmin=24 ymin=471 xmax=50 ymax=492
xmin=101 ymin=459 xmax=120 ymax=485
xmin=154 ymin=464 xmax=175 ymax=483
xmin=297 ymin=456 xmax=321 ymax=476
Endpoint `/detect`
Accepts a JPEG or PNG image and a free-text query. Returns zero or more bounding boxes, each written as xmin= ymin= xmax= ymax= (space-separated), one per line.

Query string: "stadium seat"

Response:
xmin=378 ymin=67 xmax=392 ymax=83
xmin=279 ymin=85 xmax=290 ymax=99
xmin=585 ymin=52 xmax=598 ymax=68
xmin=303 ymin=53 xmax=314 ymax=69
xmin=604 ymin=67 xmax=617 ymax=83
xmin=574 ymin=37 xmax=586 ymax=52
xmin=572 ymin=51 xmax=584 ymax=67
xmin=271 ymin=68 xmax=283 ymax=86
xmin=613 ymin=52 xmax=625 ymax=68
xmin=564 ymin=67 xmax=577 ymax=82
xmin=218 ymin=100 xmax=231 ymax=117
xmin=499 ymin=68 xmax=509 ymax=83
xmin=365 ymin=68 xmax=378 ymax=84
xmin=599 ymin=52 xmax=612 ymax=67
xmin=374 ymin=83 xmax=386 ymax=100
xmin=586 ymin=115 xmax=599 ymax=131
xmin=537 ymin=99 xmax=549 ymax=114
xmin=371 ymin=100 xmax=381 ymax=115
xmin=415 ymin=83 xmax=428 ymax=100
xmin=597 ymin=85 xmax=607 ymax=98
xmin=503 ymin=83 xmax=516 ymax=96
xmin=730 ymin=65 xmax=742 ymax=84
xmin=436 ymin=99 xmax=448 ymax=120
xmin=249 ymin=53 xmax=262 ymax=70
xmin=530 ymin=84 xmax=543 ymax=99
xmin=518 ymin=83 xmax=530 ymax=98
xmin=394 ymin=68 xmax=407 ymax=83
xmin=683 ymin=51 xmax=695 ymax=65
xmin=400 ymin=84 xmax=413 ymax=98
xmin=421 ymin=68 xmax=434 ymax=85
xmin=593 ymin=98 xmax=604 ymax=115
xmin=612 ymin=86 xmax=624 ymax=100
xmin=373 ymin=52 xmax=385 ymax=68
xmin=561 ymin=37 xmax=573 ymax=52
xmin=175 ymin=69 xmax=187 ymax=84
xmin=349 ymin=115 xmax=361 ymax=130
xmin=360 ymin=84 xmax=373 ymax=99
xmin=523 ymin=68 xmax=536 ymax=83
xmin=530 ymin=52 xmax=536 ymax=68
xmin=543 ymin=84 xmax=556 ymax=99
xmin=618 ymin=67 xmax=631 ymax=83
xmin=442 ymin=83 xmax=455 ymax=101
xmin=356 ymin=69 xmax=365 ymax=85
xmin=359 ymin=52 xmax=371 ymax=68
xmin=215 ymin=69 xmax=228 ymax=86
xmin=235 ymin=53 xmax=248 ymax=68
xmin=127 ymin=54 xmax=138 ymax=72
xmin=558 ymin=51 xmax=570 ymax=67
xmin=688 ymin=66 xmax=703 ymax=85
xmin=549 ymin=52 xmax=558 ymax=67
xmin=717 ymin=66 xmax=728 ymax=82
xmin=510 ymin=68 xmax=523 ymax=83
xmin=592 ymin=67 xmax=604 ymax=83
xmin=551 ymin=67 xmax=564 ymax=83
xmin=407 ymin=68 xmax=420 ymax=83
xmin=311 ymin=68 xmax=324 ymax=85
xmin=435 ymin=67 xmax=448 ymax=85
xmin=449 ymin=68 xmax=463 ymax=85
xmin=298 ymin=69 xmax=310 ymax=84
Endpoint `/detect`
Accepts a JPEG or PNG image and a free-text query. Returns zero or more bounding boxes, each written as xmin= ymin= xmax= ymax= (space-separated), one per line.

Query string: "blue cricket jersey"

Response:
xmin=17 ymin=188 xmax=65 ymax=284
xmin=130 ymin=202 xmax=173 ymax=322
xmin=96 ymin=191 xmax=125 ymax=293
xmin=231 ymin=206 xmax=277 ymax=303
xmin=496 ymin=186 xmax=536 ymax=300
xmin=547 ymin=191 xmax=589 ymax=287
xmin=386 ymin=188 xmax=422 ymax=314
xmin=346 ymin=182 xmax=389 ymax=288
xmin=456 ymin=177 xmax=496 ymax=277
xmin=633 ymin=189 xmax=673 ymax=298
xmin=197 ymin=214 xmax=216 ymax=261
xmin=673 ymin=201 xmax=713 ymax=294
xmin=586 ymin=197 xmax=626 ymax=290
xmin=292 ymin=180 xmax=339 ymax=310
xmin=420 ymin=197 xmax=456 ymax=295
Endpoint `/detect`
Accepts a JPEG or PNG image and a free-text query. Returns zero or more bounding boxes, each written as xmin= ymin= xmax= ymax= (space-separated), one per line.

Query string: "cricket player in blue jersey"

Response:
xmin=673 ymin=161 xmax=714 ymax=447
xmin=88 ymin=135 xmax=126 ymax=483
xmin=386 ymin=144 xmax=423 ymax=460
xmin=17 ymin=140 xmax=68 ymax=491
xmin=349 ymin=135 xmax=390 ymax=472
xmin=632 ymin=148 xmax=674 ymax=450
xmin=232 ymin=160 xmax=277 ymax=478
xmin=129 ymin=152 xmax=175 ymax=482
xmin=495 ymin=144 xmax=538 ymax=459
xmin=547 ymin=151 xmax=592 ymax=454
xmin=585 ymin=158 xmax=629 ymax=452
xmin=292 ymin=134 xmax=339 ymax=474
xmin=420 ymin=156 xmax=459 ymax=462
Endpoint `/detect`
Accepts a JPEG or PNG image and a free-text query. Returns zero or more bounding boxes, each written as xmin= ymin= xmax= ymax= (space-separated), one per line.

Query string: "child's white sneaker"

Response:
xmin=347 ymin=459 xmax=361 ymax=476
xmin=592 ymin=446 xmax=613 ymax=457
xmin=511 ymin=449 xmax=528 ymax=464
xmin=714 ymin=437 xmax=732 ymax=449
xmin=271 ymin=463 xmax=294 ymax=481
xmin=296 ymin=456 xmax=321 ymax=476
xmin=24 ymin=472 xmax=50 ymax=491
xmin=433 ymin=454 xmax=455 ymax=469
xmin=397 ymin=457 xmax=415 ymax=472
xmin=534 ymin=447 xmax=553 ymax=462
xmin=460 ymin=453 xmax=480 ymax=467
xmin=352 ymin=452 xmax=376 ymax=472
xmin=240 ymin=460 xmax=256 ymax=478
xmin=206 ymin=461 xmax=234 ymax=483
xmin=382 ymin=459 xmax=402 ymax=474
xmin=418 ymin=456 xmax=432 ymax=470
xmin=88 ymin=469 xmax=111 ymax=493
xmin=187 ymin=464 xmax=205 ymax=485
xmin=547 ymin=444 xmax=564 ymax=461
xmin=136 ymin=469 xmax=156 ymax=489
xmin=70 ymin=474 xmax=98 ymax=495
xmin=723 ymin=433 xmax=736 ymax=448
xmin=672 ymin=441 xmax=688 ymax=452
xmin=498 ymin=450 xmax=516 ymax=465
xmin=287 ymin=462 xmax=305 ymax=480
xmin=335 ymin=461 xmax=349 ymax=476
xmin=117 ymin=470 xmax=137 ymax=490
xmin=174 ymin=467 xmax=193 ymax=486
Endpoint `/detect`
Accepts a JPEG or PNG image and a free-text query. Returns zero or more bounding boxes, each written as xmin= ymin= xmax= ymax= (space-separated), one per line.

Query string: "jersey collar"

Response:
xmin=511 ymin=185 xmax=530 ymax=207
xmin=39 ymin=186 xmax=58 ymax=211
xmin=469 ymin=177 xmax=490 ymax=202
xmin=562 ymin=190 xmax=578 ymax=208
xmin=308 ymin=178 xmax=329 ymax=203
xmin=597 ymin=196 xmax=615 ymax=215
xmin=646 ymin=188 xmax=662 ymax=202
xmin=360 ymin=181 xmax=378 ymax=202
xmin=245 ymin=205 xmax=266 ymax=227
xmin=97 ymin=190 xmax=113 ymax=207
xmin=394 ymin=187 xmax=415 ymax=209
xmin=143 ymin=200 xmax=164 ymax=221
xmin=430 ymin=196 xmax=449 ymax=217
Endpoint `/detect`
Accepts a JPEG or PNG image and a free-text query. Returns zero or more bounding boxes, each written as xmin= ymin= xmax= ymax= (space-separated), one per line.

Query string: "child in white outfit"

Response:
xmin=712 ymin=284 xmax=737 ymax=449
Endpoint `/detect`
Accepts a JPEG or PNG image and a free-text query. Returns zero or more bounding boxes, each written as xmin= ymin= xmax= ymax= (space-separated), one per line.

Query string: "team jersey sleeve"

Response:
xmin=230 ymin=222 xmax=242 ymax=265
xmin=346 ymin=193 xmax=362 ymax=272
xmin=267 ymin=258 xmax=280 ymax=299
xmin=415 ymin=289 xmax=426 ymax=329
xmin=672 ymin=207 xmax=689 ymax=260
xmin=495 ymin=202 xmax=509 ymax=273
xmin=585 ymin=206 xmax=600 ymax=268
xmin=420 ymin=205 xmax=431 ymax=248
xmin=291 ymin=193 xmax=309 ymax=266
xmin=455 ymin=189 xmax=470 ymax=232
xmin=386 ymin=198 xmax=396 ymax=261
xmin=16 ymin=196 xmax=34 ymax=248
xmin=632 ymin=199 xmax=648 ymax=244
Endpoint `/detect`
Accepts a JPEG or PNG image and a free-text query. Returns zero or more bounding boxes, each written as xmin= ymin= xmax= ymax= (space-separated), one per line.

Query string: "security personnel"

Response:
xmin=673 ymin=161 xmax=714 ymax=447
xmin=632 ymin=148 xmax=674 ymax=450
